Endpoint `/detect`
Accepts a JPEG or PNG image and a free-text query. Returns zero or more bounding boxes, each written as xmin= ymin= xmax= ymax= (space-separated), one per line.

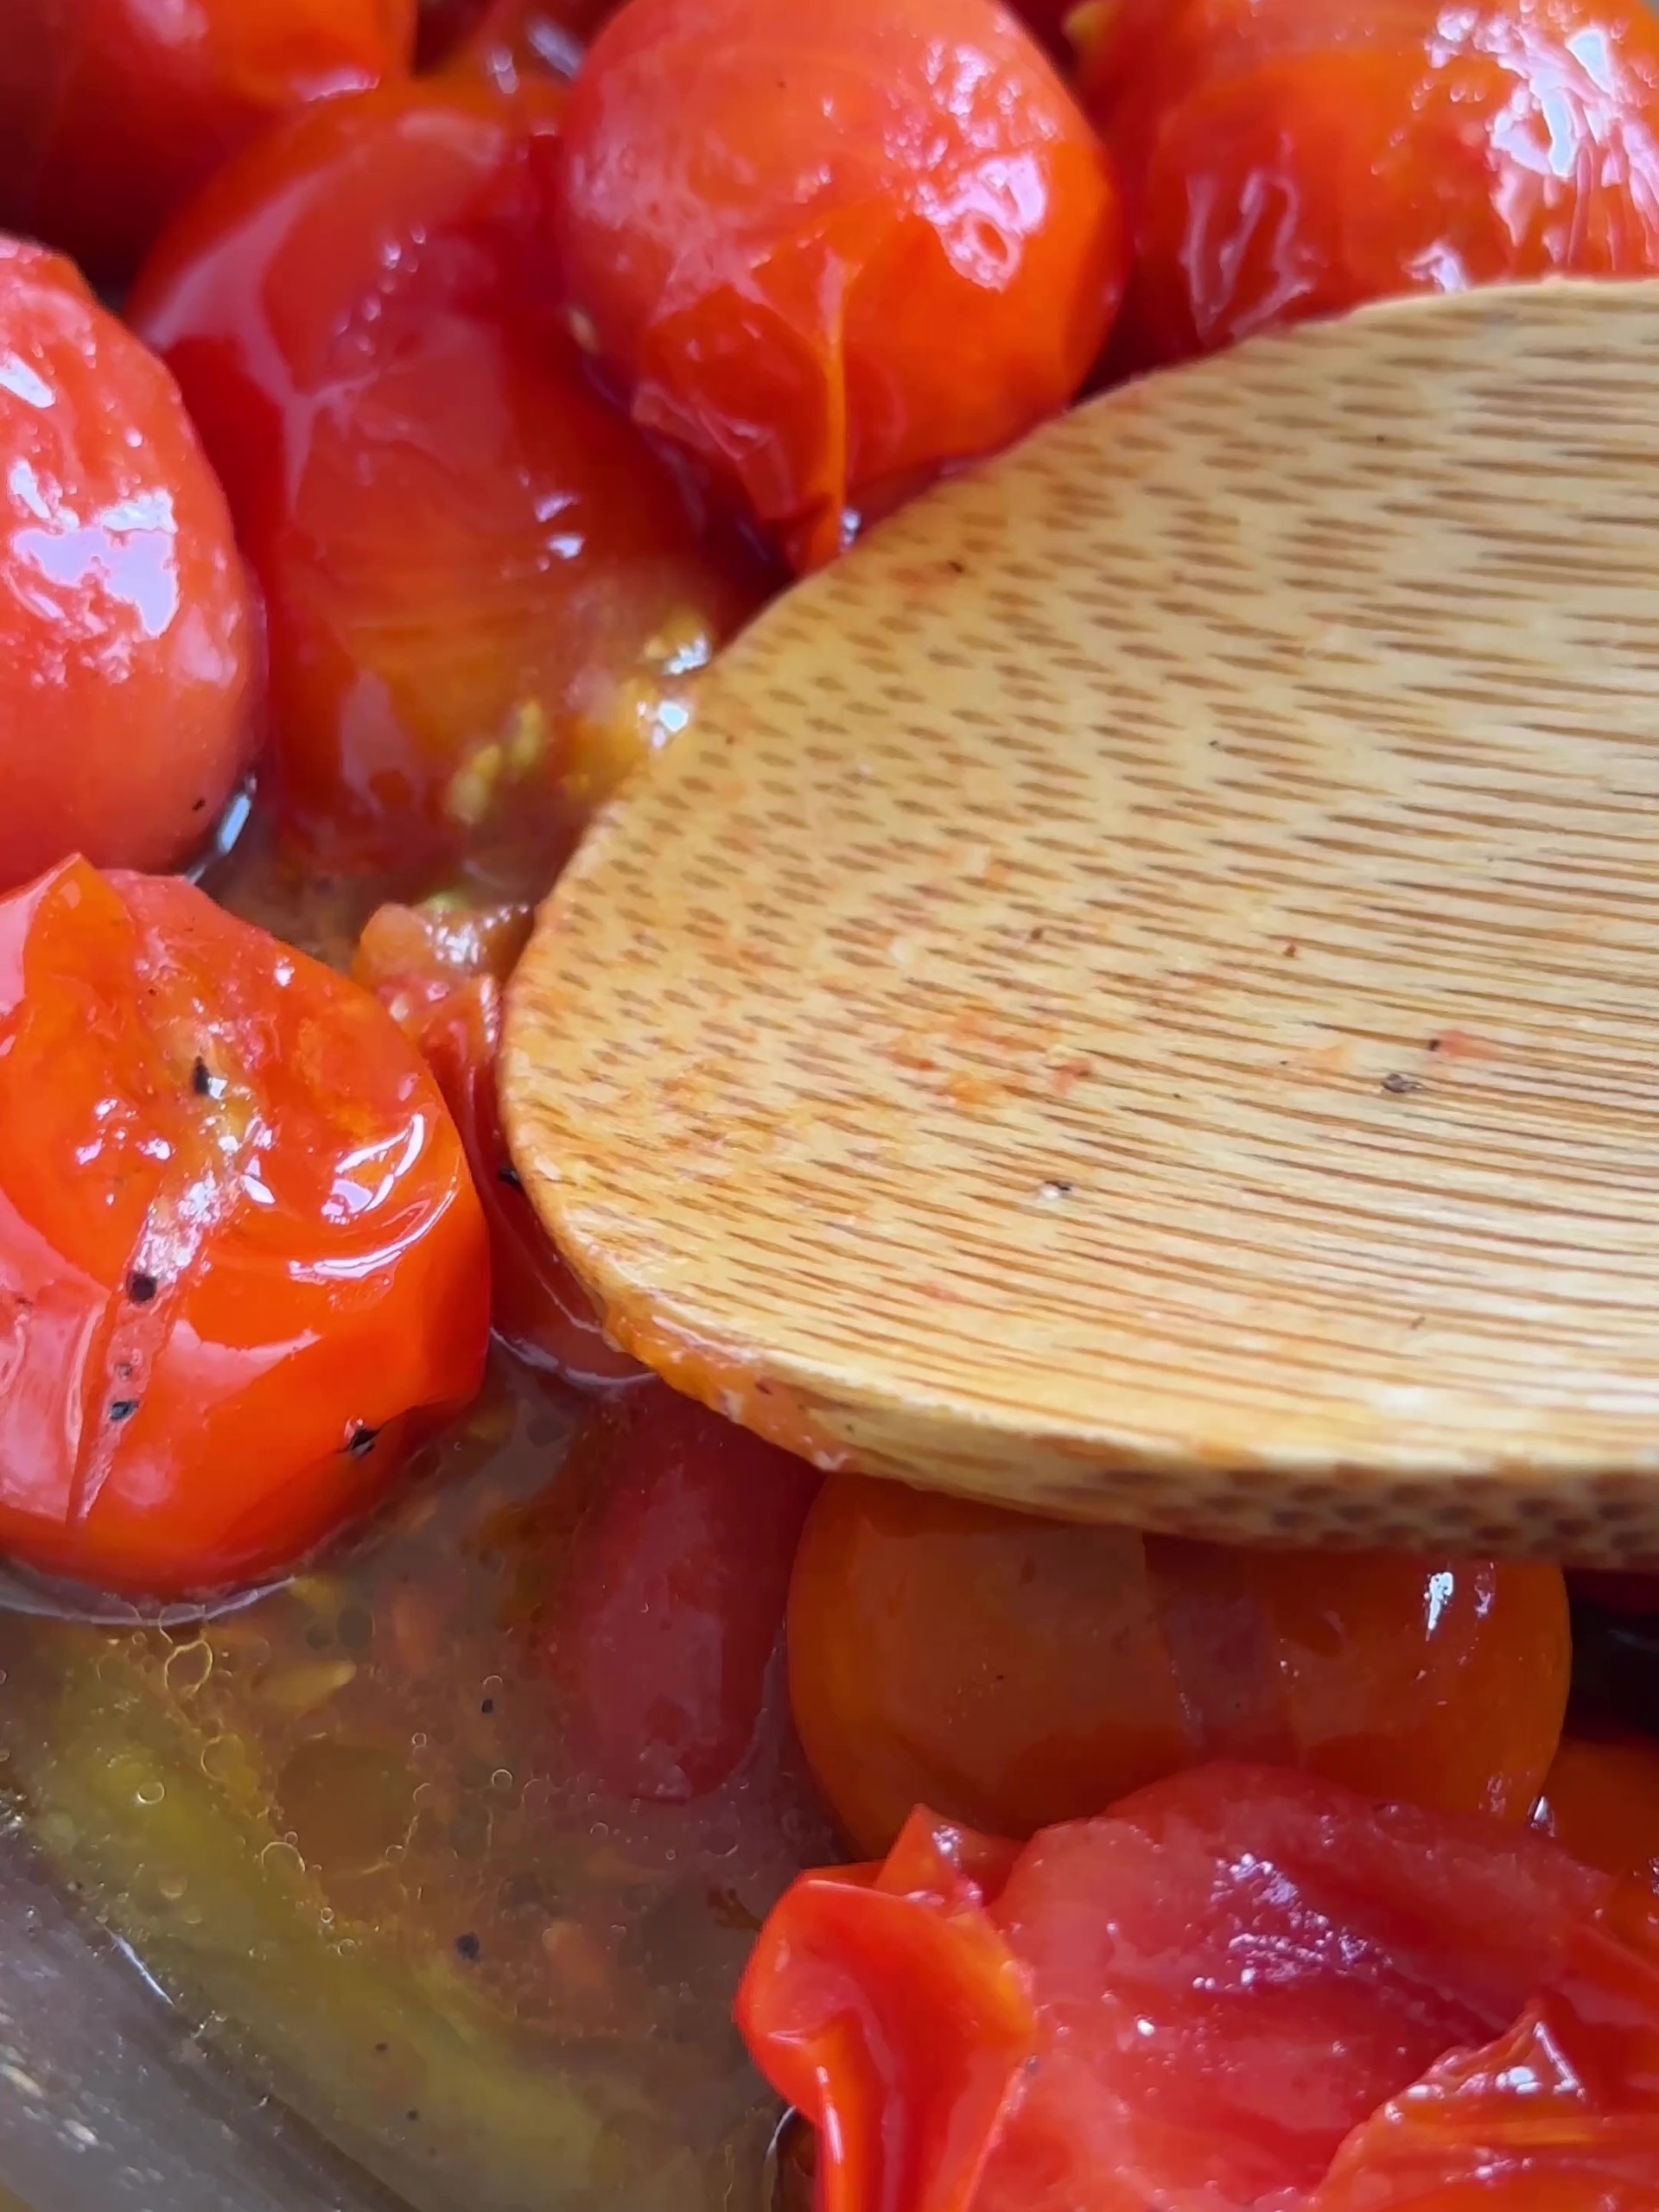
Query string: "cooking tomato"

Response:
xmin=739 ymin=1763 xmax=1615 ymax=2212
xmin=130 ymin=79 xmax=765 ymax=880
xmin=0 ymin=0 xmax=414 ymax=285
xmin=0 ymin=239 xmax=257 ymax=896
xmin=1077 ymin=0 xmax=1659 ymax=366
xmin=1533 ymin=1731 xmax=1659 ymax=1891
xmin=788 ymin=1476 xmax=1570 ymax=1853
xmin=353 ymin=899 xmax=647 ymax=1387
xmin=0 ymin=858 xmax=489 ymax=1596
xmin=1313 ymin=1884 xmax=1659 ymax=2209
xmin=555 ymin=0 xmax=1125 ymax=571
xmin=550 ymin=1384 xmax=821 ymax=1802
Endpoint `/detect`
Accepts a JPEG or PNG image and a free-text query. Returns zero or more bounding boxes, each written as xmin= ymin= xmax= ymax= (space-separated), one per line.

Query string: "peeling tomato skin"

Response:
xmin=0 ymin=859 xmax=489 ymax=1597
xmin=739 ymin=1766 xmax=1622 ymax=2212
xmin=0 ymin=239 xmax=257 ymax=896
xmin=0 ymin=0 xmax=416 ymax=284
xmin=556 ymin=0 xmax=1126 ymax=570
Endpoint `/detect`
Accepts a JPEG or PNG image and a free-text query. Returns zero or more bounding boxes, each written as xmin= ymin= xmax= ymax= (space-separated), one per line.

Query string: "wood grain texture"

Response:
xmin=504 ymin=279 xmax=1659 ymax=1560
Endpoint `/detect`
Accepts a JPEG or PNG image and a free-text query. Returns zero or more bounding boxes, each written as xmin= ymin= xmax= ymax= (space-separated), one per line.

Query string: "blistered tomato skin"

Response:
xmin=788 ymin=1476 xmax=1570 ymax=1853
xmin=130 ymin=81 xmax=764 ymax=878
xmin=0 ymin=859 xmax=490 ymax=1598
xmin=0 ymin=240 xmax=256 ymax=897
xmin=556 ymin=0 xmax=1126 ymax=570
xmin=1081 ymin=0 xmax=1659 ymax=366
xmin=0 ymin=0 xmax=416 ymax=284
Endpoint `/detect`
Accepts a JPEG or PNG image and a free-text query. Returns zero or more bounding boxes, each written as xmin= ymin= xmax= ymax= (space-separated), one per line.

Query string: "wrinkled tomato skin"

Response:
xmin=1313 ymin=1885 xmax=1659 ymax=2209
xmin=1079 ymin=0 xmax=1659 ymax=367
xmin=0 ymin=860 xmax=489 ymax=1598
xmin=739 ymin=1765 xmax=1616 ymax=2212
xmin=550 ymin=1385 xmax=821 ymax=1802
xmin=353 ymin=899 xmax=648 ymax=1389
xmin=556 ymin=0 xmax=1125 ymax=570
xmin=0 ymin=239 xmax=257 ymax=896
xmin=788 ymin=1475 xmax=1570 ymax=1853
xmin=130 ymin=81 xmax=765 ymax=879
xmin=0 ymin=0 xmax=415 ymax=285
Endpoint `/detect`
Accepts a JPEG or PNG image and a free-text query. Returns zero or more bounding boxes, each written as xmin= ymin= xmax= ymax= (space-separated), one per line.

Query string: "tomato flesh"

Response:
xmin=1081 ymin=0 xmax=1659 ymax=366
xmin=0 ymin=0 xmax=415 ymax=284
xmin=130 ymin=79 xmax=765 ymax=879
xmin=788 ymin=1475 xmax=1570 ymax=1853
xmin=556 ymin=0 xmax=1125 ymax=569
xmin=0 ymin=239 xmax=256 ymax=895
xmin=740 ymin=1764 xmax=1622 ymax=2212
xmin=0 ymin=858 xmax=489 ymax=1595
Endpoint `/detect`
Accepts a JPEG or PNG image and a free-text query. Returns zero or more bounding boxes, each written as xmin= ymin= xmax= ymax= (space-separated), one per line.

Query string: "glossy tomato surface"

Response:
xmin=131 ymin=79 xmax=764 ymax=879
xmin=788 ymin=1475 xmax=1570 ymax=1853
xmin=740 ymin=1764 xmax=1614 ymax=2212
xmin=1080 ymin=0 xmax=1659 ymax=365
xmin=0 ymin=0 xmax=415 ymax=284
xmin=353 ymin=898 xmax=648 ymax=1387
xmin=1312 ymin=1884 xmax=1659 ymax=2209
xmin=0 ymin=857 xmax=489 ymax=1595
xmin=0 ymin=239 xmax=256 ymax=895
xmin=556 ymin=0 xmax=1124 ymax=569
xmin=549 ymin=1385 xmax=822 ymax=1802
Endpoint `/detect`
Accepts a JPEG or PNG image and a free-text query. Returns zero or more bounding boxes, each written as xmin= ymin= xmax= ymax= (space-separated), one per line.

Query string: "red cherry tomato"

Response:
xmin=1078 ymin=0 xmax=1659 ymax=367
xmin=0 ymin=0 xmax=414 ymax=285
xmin=353 ymin=899 xmax=647 ymax=1388
xmin=0 ymin=858 xmax=489 ymax=1597
xmin=0 ymin=240 xmax=256 ymax=896
xmin=550 ymin=1385 xmax=820 ymax=1801
xmin=1313 ymin=1884 xmax=1659 ymax=2210
xmin=787 ymin=1476 xmax=1571 ymax=1853
xmin=130 ymin=79 xmax=765 ymax=879
xmin=1533 ymin=1731 xmax=1659 ymax=1891
xmin=738 ymin=1764 xmax=1615 ymax=2212
xmin=556 ymin=0 xmax=1125 ymax=570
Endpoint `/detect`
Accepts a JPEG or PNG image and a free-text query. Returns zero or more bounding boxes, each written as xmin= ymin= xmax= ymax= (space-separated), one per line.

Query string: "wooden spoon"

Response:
xmin=503 ymin=278 xmax=1659 ymax=1563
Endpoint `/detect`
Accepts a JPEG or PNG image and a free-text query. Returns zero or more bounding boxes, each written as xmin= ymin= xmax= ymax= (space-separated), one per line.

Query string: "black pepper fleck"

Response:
xmin=108 ymin=1399 xmax=140 ymax=1423
xmin=1427 ymin=1036 xmax=1444 ymax=1052
xmin=496 ymin=1163 xmax=523 ymax=1190
xmin=347 ymin=1425 xmax=379 ymax=1459
xmin=1381 ymin=1072 xmax=1424 ymax=1096
xmin=406 ymin=2109 xmax=421 ymax=2124
xmin=480 ymin=1697 xmax=495 ymax=1715
xmin=372 ymin=2042 xmax=389 ymax=2056
xmin=191 ymin=1058 xmax=212 ymax=1096
xmin=128 ymin=1271 xmax=157 ymax=1304
xmin=454 ymin=1932 xmax=481 ymax=1962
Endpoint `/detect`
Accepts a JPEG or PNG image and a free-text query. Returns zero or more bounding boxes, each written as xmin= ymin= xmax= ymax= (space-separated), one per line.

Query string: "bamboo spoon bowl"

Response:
xmin=504 ymin=278 xmax=1659 ymax=1563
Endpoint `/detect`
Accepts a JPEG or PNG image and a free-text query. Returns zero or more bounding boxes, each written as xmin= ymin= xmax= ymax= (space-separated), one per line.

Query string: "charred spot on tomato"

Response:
xmin=347 ymin=1427 xmax=382 ymax=1460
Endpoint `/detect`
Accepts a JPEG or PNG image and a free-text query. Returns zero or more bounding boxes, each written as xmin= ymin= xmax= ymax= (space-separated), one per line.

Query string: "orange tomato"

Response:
xmin=1078 ymin=0 xmax=1659 ymax=367
xmin=0 ymin=239 xmax=256 ymax=894
xmin=1533 ymin=1732 xmax=1659 ymax=1891
xmin=0 ymin=858 xmax=489 ymax=1596
xmin=555 ymin=0 xmax=1124 ymax=569
xmin=787 ymin=1476 xmax=1570 ymax=1853
xmin=0 ymin=0 xmax=414 ymax=284
xmin=131 ymin=79 xmax=765 ymax=879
